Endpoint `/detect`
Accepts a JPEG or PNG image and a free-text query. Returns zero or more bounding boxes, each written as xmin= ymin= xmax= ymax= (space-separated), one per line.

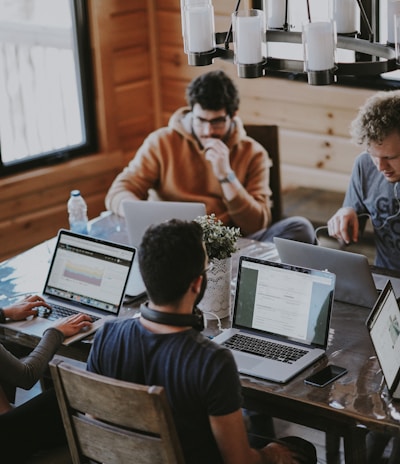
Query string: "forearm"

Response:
xmin=105 ymin=186 xmax=141 ymax=216
xmin=105 ymin=160 xmax=157 ymax=215
xmin=226 ymin=189 xmax=271 ymax=235
xmin=0 ymin=328 xmax=63 ymax=390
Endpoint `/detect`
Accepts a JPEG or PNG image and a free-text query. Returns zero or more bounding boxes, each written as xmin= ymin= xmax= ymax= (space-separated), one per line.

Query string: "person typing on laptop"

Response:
xmin=327 ymin=90 xmax=400 ymax=272
xmin=0 ymin=294 xmax=92 ymax=463
xmin=87 ymin=219 xmax=317 ymax=464
xmin=105 ymin=70 xmax=315 ymax=245
xmin=326 ymin=90 xmax=400 ymax=463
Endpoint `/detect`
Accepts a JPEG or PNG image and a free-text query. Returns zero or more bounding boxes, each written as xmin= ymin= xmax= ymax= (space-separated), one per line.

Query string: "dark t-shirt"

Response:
xmin=87 ymin=317 xmax=243 ymax=463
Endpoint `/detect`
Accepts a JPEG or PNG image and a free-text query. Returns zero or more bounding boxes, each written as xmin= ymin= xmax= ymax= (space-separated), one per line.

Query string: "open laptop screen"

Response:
xmin=233 ymin=258 xmax=335 ymax=348
xmin=366 ymin=280 xmax=400 ymax=395
xmin=44 ymin=231 xmax=134 ymax=314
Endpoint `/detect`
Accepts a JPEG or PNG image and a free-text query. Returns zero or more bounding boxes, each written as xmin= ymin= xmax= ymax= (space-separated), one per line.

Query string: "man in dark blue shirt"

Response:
xmin=87 ymin=219 xmax=316 ymax=464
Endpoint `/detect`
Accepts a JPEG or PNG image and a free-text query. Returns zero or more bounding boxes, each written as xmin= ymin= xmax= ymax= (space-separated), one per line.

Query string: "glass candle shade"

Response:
xmin=232 ymin=9 xmax=264 ymax=65
xmin=180 ymin=0 xmax=210 ymax=39
xmin=329 ymin=0 xmax=358 ymax=34
xmin=395 ymin=13 xmax=400 ymax=64
xmin=303 ymin=21 xmax=336 ymax=72
xmin=183 ymin=3 xmax=215 ymax=53
xmin=388 ymin=0 xmax=400 ymax=44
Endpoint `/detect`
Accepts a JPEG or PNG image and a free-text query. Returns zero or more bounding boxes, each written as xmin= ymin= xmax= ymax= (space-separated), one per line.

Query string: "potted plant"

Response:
xmin=194 ymin=213 xmax=241 ymax=261
xmin=194 ymin=214 xmax=241 ymax=320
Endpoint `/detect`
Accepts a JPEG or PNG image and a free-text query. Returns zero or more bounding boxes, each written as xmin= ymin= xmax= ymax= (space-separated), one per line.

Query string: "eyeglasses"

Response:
xmin=193 ymin=114 xmax=229 ymax=130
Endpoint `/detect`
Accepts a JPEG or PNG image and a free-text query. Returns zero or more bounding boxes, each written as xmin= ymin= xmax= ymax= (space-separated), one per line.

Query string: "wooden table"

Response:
xmin=1 ymin=213 xmax=400 ymax=463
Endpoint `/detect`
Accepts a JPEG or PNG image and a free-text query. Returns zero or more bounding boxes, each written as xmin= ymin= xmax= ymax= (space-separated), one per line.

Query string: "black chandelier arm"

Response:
xmin=196 ymin=29 xmax=398 ymax=78
xmin=224 ymin=0 xmax=241 ymax=49
xmin=217 ymin=29 xmax=397 ymax=58
xmin=355 ymin=0 xmax=374 ymax=41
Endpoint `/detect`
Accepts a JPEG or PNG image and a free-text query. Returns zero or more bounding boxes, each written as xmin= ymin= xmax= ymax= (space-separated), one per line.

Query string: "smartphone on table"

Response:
xmin=304 ymin=364 xmax=348 ymax=387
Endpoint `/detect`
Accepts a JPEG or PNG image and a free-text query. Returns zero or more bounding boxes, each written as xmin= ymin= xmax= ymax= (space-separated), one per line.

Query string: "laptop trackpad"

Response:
xmin=233 ymin=352 xmax=264 ymax=370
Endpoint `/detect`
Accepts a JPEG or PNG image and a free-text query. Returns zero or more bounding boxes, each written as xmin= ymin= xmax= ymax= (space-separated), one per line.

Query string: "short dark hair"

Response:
xmin=138 ymin=219 xmax=206 ymax=305
xmin=185 ymin=70 xmax=240 ymax=117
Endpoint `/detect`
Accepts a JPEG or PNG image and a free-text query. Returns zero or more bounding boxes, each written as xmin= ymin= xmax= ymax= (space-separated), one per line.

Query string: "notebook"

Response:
xmin=122 ymin=200 xmax=206 ymax=297
xmin=212 ymin=256 xmax=335 ymax=383
xmin=366 ymin=280 xmax=400 ymax=400
xmin=274 ymin=237 xmax=380 ymax=308
xmin=7 ymin=229 xmax=135 ymax=345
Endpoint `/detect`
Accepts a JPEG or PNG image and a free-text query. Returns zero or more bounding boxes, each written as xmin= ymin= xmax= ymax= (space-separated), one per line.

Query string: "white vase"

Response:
xmin=198 ymin=257 xmax=232 ymax=320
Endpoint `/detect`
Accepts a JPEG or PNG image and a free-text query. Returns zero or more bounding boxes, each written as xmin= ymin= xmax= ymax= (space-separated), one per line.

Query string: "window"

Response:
xmin=0 ymin=0 xmax=96 ymax=176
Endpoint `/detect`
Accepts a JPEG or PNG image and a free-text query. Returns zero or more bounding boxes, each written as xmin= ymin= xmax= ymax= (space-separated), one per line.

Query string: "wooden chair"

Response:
xmin=49 ymin=356 xmax=185 ymax=464
xmin=244 ymin=125 xmax=283 ymax=224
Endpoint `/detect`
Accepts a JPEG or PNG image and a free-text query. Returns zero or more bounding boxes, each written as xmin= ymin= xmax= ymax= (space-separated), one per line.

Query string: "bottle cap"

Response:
xmin=71 ymin=190 xmax=81 ymax=196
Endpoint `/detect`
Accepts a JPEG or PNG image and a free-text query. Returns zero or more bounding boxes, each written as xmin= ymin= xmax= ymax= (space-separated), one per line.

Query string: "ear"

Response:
xmin=191 ymin=274 xmax=203 ymax=295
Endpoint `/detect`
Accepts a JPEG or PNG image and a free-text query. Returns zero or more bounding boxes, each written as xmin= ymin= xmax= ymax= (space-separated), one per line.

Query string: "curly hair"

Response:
xmin=350 ymin=90 xmax=400 ymax=146
xmin=185 ymin=70 xmax=240 ymax=117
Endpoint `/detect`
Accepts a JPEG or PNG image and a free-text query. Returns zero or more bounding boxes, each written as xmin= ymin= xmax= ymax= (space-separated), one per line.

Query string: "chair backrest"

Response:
xmin=49 ymin=356 xmax=185 ymax=464
xmin=244 ymin=125 xmax=282 ymax=224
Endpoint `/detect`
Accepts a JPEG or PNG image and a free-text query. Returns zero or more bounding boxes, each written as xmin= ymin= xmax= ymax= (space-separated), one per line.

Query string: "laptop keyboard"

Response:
xmin=222 ymin=334 xmax=308 ymax=364
xmin=43 ymin=304 xmax=100 ymax=322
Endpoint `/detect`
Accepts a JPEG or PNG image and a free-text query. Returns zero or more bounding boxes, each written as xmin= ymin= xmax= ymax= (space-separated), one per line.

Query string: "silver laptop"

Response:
xmin=7 ymin=229 xmax=135 ymax=345
xmin=274 ymin=237 xmax=381 ymax=308
xmin=123 ymin=200 xmax=206 ymax=297
xmin=212 ymin=256 xmax=335 ymax=383
xmin=366 ymin=280 xmax=400 ymax=399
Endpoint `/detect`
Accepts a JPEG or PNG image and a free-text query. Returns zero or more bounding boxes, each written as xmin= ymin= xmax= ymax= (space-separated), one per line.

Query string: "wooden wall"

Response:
xmin=0 ymin=0 xmax=379 ymax=261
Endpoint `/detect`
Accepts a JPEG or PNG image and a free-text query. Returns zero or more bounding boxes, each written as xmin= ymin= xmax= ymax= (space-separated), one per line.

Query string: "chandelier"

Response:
xmin=180 ymin=0 xmax=400 ymax=85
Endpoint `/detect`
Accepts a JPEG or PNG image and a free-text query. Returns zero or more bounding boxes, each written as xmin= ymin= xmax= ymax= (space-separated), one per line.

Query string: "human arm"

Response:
xmin=210 ymin=409 xmax=305 ymax=464
xmin=1 ymin=294 xmax=51 ymax=321
xmin=204 ymin=137 xmax=272 ymax=235
xmin=0 ymin=386 xmax=12 ymax=413
xmin=1 ymin=295 xmax=92 ymax=337
xmin=0 ymin=312 xmax=92 ymax=390
xmin=105 ymin=131 xmax=167 ymax=216
xmin=0 ymin=328 xmax=63 ymax=390
xmin=327 ymin=206 xmax=359 ymax=244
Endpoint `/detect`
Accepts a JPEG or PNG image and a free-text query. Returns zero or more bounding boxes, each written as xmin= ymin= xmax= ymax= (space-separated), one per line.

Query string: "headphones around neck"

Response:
xmin=140 ymin=304 xmax=204 ymax=332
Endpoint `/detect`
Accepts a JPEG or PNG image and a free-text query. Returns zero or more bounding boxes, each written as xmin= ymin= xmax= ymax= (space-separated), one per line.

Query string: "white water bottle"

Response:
xmin=67 ymin=190 xmax=88 ymax=234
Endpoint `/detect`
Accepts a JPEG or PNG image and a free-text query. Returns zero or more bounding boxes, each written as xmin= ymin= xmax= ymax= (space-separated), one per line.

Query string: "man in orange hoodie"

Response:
xmin=106 ymin=70 xmax=315 ymax=244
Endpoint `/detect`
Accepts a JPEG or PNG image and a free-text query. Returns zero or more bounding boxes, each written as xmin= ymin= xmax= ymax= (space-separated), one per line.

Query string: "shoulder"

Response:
xmin=138 ymin=118 xmax=193 ymax=154
xmin=190 ymin=331 xmax=238 ymax=368
xmin=352 ymin=152 xmax=376 ymax=175
xmin=232 ymin=120 xmax=271 ymax=162
xmin=93 ymin=317 xmax=140 ymax=343
xmin=355 ymin=151 xmax=371 ymax=164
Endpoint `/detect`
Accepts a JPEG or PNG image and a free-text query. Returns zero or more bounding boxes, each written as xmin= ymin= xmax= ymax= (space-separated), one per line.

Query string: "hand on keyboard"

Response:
xmin=1 ymin=295 xmax=52 ymax=321
xmin=53 ymin=313 xmax=93 ymax=338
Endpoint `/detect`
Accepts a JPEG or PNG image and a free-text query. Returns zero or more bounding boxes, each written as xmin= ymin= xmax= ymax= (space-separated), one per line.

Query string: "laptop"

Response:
xmin=366 ymin=280 xmax=400 ymax=400
xmin=274 ymin=237 xmax=381 ymax=308
xmin=7 ymin=229 xmax=135 ymax=345
xmin=212 ymin=256 xmax=335 ymax=383
xmin=122 ymin=200 xmax=206 ymax=297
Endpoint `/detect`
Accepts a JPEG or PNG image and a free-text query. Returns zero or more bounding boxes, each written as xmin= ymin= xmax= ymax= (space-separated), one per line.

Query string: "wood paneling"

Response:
xmin=0 ymin=0 xmax=382 ymax=261
xmin=0 ymin=152 xmax=123 ymax=261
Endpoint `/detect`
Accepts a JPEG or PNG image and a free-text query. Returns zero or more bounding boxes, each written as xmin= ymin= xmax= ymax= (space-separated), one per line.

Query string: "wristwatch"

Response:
xmin=218 ymin=171 xmax=236 ymax=183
